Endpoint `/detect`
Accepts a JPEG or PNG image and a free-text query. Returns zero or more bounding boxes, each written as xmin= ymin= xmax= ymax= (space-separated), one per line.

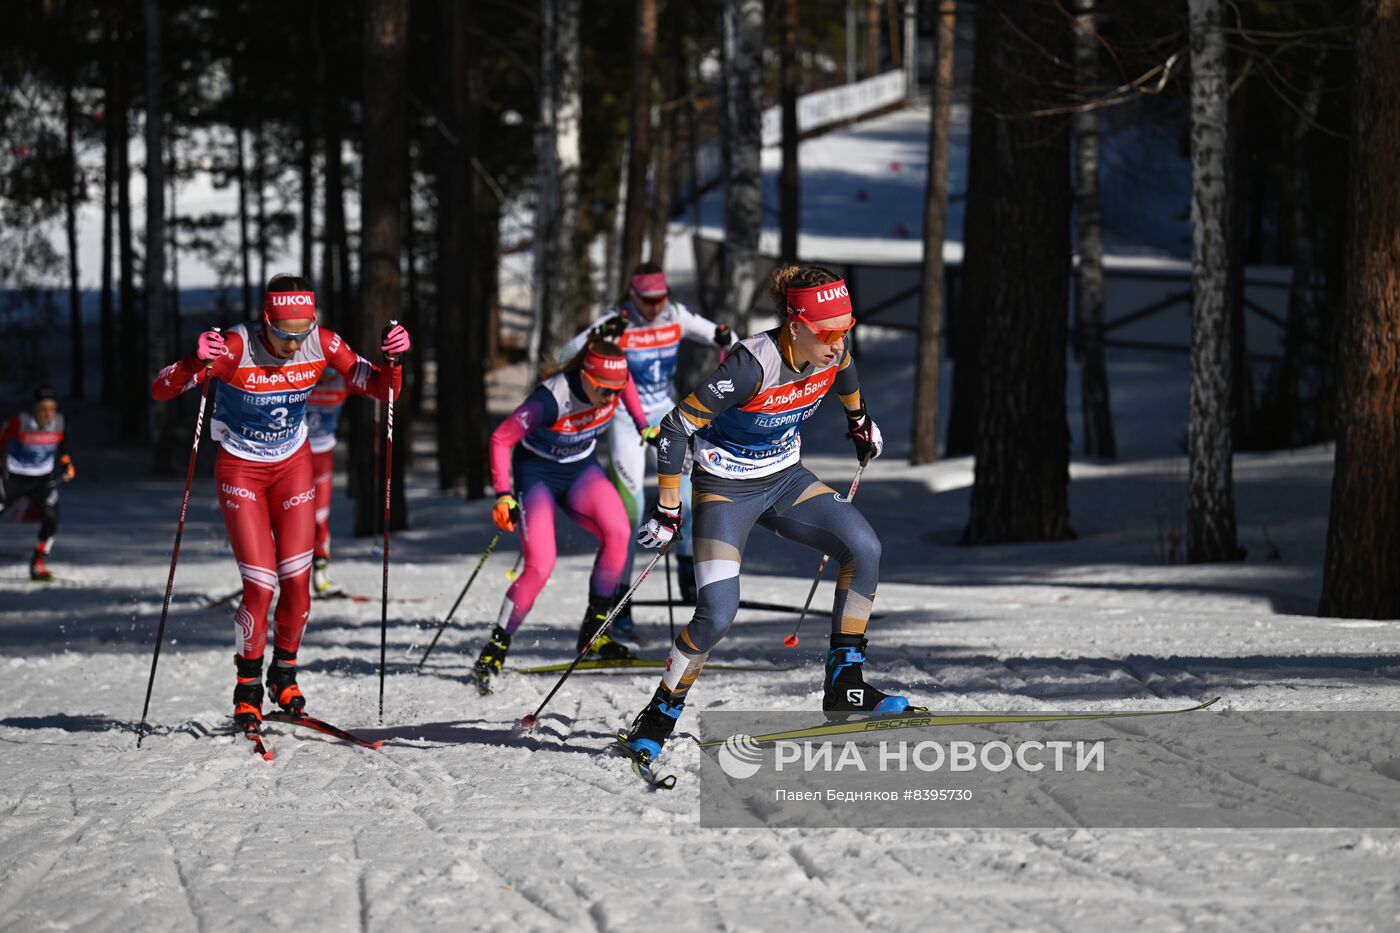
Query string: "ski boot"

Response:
xmin=473 ymin=625 xmax=512 ymax=695
xmin=29 ymin=549 xmax=53 ymax=582
xmin=617 ymin=684 xmax=685 ymax=785
xmin=312 ymin=557 xmax=341 ymax=597
xmin=676 ymin=555 xmax=697 ymax=605
xmin=577 ymin=595 xmax=637 ymax=662
xmin=265 ymin=647 xmax=307 ymax=714
xmin=822 ymin=634 xmax=914 ymax=718
xmin=233 ymin=655 xmax=265 ymax=729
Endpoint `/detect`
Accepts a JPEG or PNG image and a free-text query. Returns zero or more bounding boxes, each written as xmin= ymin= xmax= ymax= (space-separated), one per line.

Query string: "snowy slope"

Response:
xmin=4 ymin=323 xmax=1400 ymax=932
xmin=5 ymin=110 xmax=1400 ymax=932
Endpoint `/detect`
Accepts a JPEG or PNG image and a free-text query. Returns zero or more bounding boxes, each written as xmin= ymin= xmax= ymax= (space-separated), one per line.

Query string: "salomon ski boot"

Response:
xmin=822 ymin=634 xmax=912 ymax=718
xmin=265 ymin=647 xmax=306 ymax=714
xmin=473 ymin=625 xmax=512 ymax=695
xmin=621 ymin=684 xmax=685 ymax=764
xmin=233 ymin=655 xmax=265 ymax=729
xmin=577 ymin=595 xmax=637 ymax=661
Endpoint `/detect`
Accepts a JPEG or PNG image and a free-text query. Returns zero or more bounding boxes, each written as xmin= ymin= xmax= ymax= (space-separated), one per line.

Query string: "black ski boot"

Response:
xmin=621 ymin=684 xmax=686 ymax=764
xmin=265 ymin=647 xmax=306 ymax=714
xmin=473 ymin=625 xmax=512 ymax=695
xmin=577 ymin=594 xmax=637 ymax=661
xmin=233 ymin=655 xmax=265 ymax=729
xmin=609 ymin=583 xmax=637 ymax=639
xmin=676 ymin=555 xmax=697 ymax=604
xmin=822 ymin=634 xmax=913 ymax=717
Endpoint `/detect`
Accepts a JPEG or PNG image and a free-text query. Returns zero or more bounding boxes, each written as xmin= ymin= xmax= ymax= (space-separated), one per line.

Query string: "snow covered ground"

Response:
xmin=5 ymin=108 xmax=1399 ymax=932
xmin=4 ymin=320 xmax=1400 ymax=931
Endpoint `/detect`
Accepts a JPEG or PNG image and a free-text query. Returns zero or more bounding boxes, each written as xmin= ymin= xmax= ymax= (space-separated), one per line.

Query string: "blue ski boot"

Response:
xmin=616 ymin=685 xmax=684 ymax=788
xmin=822 ymin=634 xmax=912 ymax=717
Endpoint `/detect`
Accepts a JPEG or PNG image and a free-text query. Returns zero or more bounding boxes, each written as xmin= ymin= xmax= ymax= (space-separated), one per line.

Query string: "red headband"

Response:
xmin=786 ymin=280 xmax=852 ymax=323
xmin=631 ymin=271 xmax=668 ymax=298
xmin=583 ymin=346 xmax=629 ymax=390
xmin=263 ymin=290 xmax=317 ymax=322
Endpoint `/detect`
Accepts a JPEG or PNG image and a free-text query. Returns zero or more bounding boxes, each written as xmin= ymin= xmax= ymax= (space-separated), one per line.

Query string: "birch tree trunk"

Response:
xmin=531 ymin=0 xmax=582 ymax=372
xmin=910 ymin=0 xmax=954 ymax=465
xmin=355 ymin=0 xmax=409 ymax=536
xmin=619 ymin=0 xmax=657 ymax=287
xmin=1319 ymin=0 xmax=1400 ymax=618
xmin=1073 ymin=0 xmax=1115 ymax=458
xmin=722 ymin=0 xmax=764 ymax=332
xmin=1186 ymin=0 xmax=1241 ymax=562
xmin=962 ymin=0 xmax=1074 ymax=545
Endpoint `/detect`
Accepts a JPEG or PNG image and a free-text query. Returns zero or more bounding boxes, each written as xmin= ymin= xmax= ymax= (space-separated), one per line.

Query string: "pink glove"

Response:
xmin=380 ymin=323 xmax=411 ymax=358
xmin=196 ymin=329 xmax=225 ymax=362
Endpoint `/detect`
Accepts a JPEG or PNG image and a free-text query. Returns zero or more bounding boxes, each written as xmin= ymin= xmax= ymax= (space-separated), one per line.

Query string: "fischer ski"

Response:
xmin=514 ymin=658 xmax=798 ymax=675
xmin=263 ymin=711 xmax=384 ymax=749
xmin=613 ymin=731 xmax=677 ymax=790
xmin=696 ymin=697 xmax=1223 ymax=747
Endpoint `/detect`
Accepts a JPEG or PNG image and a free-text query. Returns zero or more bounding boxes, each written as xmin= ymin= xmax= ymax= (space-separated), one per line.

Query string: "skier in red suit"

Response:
xmin=151 ymin=273 xmax=410 ymax=729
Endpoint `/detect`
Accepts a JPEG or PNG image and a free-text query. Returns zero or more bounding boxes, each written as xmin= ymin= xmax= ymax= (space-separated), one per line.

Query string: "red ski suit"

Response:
xmin=153 ymin=324 xmax=400 ymax=660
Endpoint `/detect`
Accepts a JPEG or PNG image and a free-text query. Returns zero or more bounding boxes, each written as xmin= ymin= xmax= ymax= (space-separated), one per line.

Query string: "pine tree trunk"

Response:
xmin=944 ymin=0 xmax=996 ymax=458
xmin=962 ymin=0 xmax=1074 ymax=545
xmin=321 ymin=1 xmax=352 ymax=336
xmin=647 ymin=96 xmax=674 ymax=265
xmin=910 ymin=0 xmax=954 ymax=466
xmin=779 ymin=0 xmax=799 ymax=262
xmin=1186 ymin=0 xmax=1241 ymax=563
xmin=144 ymin=0 xmax=167 ymax=460
xmin=722 ymin=0 xmax=764 ymax=333
xmin=531 ymin=0 xmax=582 ymax=371
xmin=232 ymin=66 xmax=252 ymax=320
xmin=63 ymin=31 xmax=82 ymax=400
xmin=1277 ymin=62 xmax=1324 ymax=447
xmin=1319 ymin=0 xmax=1400 ymax=618
xmin=619 ymin=0 xmax=657 ymax=287
xmin=253 ymin=121 xmax=268 ymax=289
xmin=168 ymin=134 xmax=181 ymax=355
xmin=647 ymin=23 xmax=683 ymax=266
xmin=864 ymin=0 xmax=880 ymax=77
xmin=100 ymin=15 xmax=116 ymax=406
xmin=301 ymin=1 xmax=318 ymax=280
xmin=355 ymin=0 xmax=409 ymax=537
xmin=1073 ymin=0 xmax=1115 ymax=459
xmin=436 ymin=0 xmax=469 ymax=490
xmin=116 ymin=29 xmax=140 ymax=439
xmin=465 ymin=29 xmax=490 ymax=500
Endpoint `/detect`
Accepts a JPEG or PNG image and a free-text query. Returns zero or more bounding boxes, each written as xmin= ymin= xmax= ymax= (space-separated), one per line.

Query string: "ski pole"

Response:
xmin=664 ymin=550 xmax=676 ymax=643
xmin=378 ymin=324 xmax=400 ymax=723
xmin=506 ymin=551 xmax=522 ymax=581
xmin=417 ymin=530 xmax=502 ymax=670
xmin=521 ymin=537 xmax=676 ymax=731
xmin=137 ymin=344 xmax=215 ymax=747
xmin=783 ymin=456 xmax=871 ymax=649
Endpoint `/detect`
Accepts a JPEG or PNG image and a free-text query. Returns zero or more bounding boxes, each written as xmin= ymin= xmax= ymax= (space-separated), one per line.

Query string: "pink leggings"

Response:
xmin=500 ymin=457 xmax=631 ymax=633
